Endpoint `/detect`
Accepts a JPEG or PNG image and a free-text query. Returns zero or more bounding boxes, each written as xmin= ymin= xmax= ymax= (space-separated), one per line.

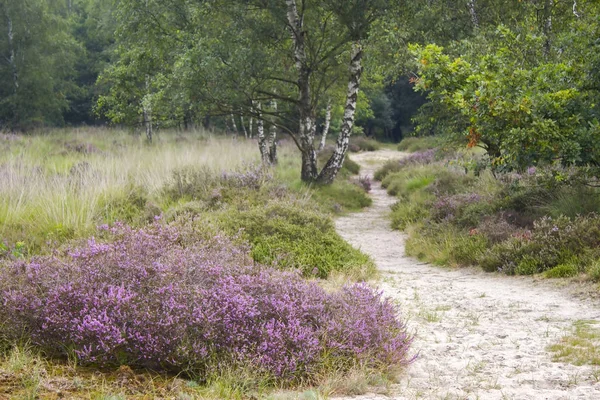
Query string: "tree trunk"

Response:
xmin=5 ymin=13 xmax=18 ymax=93
xmin=543 ymin=0 xmax=553 ymax=57
xmin=572 ymin=1 xmax=580 ymax=18
xmin=468 ymin=0 xmax=479 ymax=29
xmin=286 ymin=0 xmax=318 ymax=181
xmin=230 ymin=113 xmax=238 ymax=137
xmin=143 ymin=76 xmax=152 ymax=143
xmin=249 ymin=115 xmax=254 ymax=139
xmin=240 ymin=114 xmax=248 ymax=138
xmin=317 ymin=42 xmax=363 ymax=184
xmin=319 ymin=99 xmax=332 ymax=151
xmin=256 ymin=102 xmax=270 ymax=163
xmin=268 ymin=100 xmax=278 ymax=164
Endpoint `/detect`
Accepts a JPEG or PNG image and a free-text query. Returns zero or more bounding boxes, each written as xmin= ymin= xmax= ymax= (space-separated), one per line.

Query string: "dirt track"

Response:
xmin=334 ymin=150 xmax=600 ymax=400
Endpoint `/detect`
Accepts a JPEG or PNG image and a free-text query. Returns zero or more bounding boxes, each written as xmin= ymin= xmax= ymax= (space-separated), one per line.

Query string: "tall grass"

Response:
xmin=0 ymin=128 xmax=260 ymax=251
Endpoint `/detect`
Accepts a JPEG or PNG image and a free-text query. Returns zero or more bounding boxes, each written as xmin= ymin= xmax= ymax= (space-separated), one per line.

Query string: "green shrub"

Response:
xmin=541 ymin=186 xmax=600 ymax=219
xmin=382 ymin=168 xmax=436 ymax=197
xmin=586 ymin=260 xmax=600 ymax=282
xmin=397 ymin=137 xmax=439 ymax=152
xmin=478 ymin=214 xmax=600 ymax=275
xmin=390 ymin=192 xmax=432 ymax=230
xmin=344 ymin=157 xmax=361 ymax=175
xmin=214 ymin=200 xmax=375 ymax=279
xmin=545 ymin=262 xmax=579 ymax=278
xmin=350 ymin=137 xmax=381 ymax=152
xmin=311 ymin=181 xmax=372 ymax=212
xmin=515 ymin=256 xmax=542 ymax=275
xmin=404 ymin=222 xmax=487 ymax=267
xmin=374 ymin=161 xmax=402 ymax=181
xmin=449 ymin=234 xmax=488 ymax=266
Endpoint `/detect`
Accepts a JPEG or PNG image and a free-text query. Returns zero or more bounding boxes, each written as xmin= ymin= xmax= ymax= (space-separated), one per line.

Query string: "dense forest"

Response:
xmin=2 ymin=0 xmax=598 ymax=176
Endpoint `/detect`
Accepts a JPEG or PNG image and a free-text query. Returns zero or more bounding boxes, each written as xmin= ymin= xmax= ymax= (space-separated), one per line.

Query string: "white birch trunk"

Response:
xmin=318 ymin=43 xmax=363 ymax=183
xmin=543 ymin=0 xmax=553 ymax=57
xmin=468 ymin=0 xmax=479 ymax=29
xmin=268 ymin=99 xmax=278 ymax=164
xmin=230 ymin=113 xmax=238 ymax=137
xmin=6 ymin=13 xmax=18 ymax=93
xmin=573 ymin=1 xmax=580 ymax=18
xmin=143 ymin=75 xmax=153 ymax=143
xmin=256 ymin=102 xmax=270 ymax=164
xmin=286 ymin=0 xmax=318 ymax=181
xmin=249 ymin=116 xmax=254 ymax=139
xmin=319 ymin=99 xmax=332 ymax=151
xmin=240 ymin=114 xmax=248 ymax=139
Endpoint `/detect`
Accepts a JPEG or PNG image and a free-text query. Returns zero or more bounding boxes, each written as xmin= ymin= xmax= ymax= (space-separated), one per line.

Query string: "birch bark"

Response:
xmin=318 ymin=43 xmax=363 ymax=184
xmin=256 ymin=102 xmax=270 ymax=163
xmin=468 ymin=0 xmax=479 ymax=29
xmin=6 ymin=12 xmax=18 ymax=93
xmin=143 ymin=76 xmax=153 ymax=143
xmin=286 ymin=0 xmax=318 ymax=181
xmin=268 ymin=100 xmax=278 ymax=164
xmin=319 ymin=99 xmax=332 ymax=151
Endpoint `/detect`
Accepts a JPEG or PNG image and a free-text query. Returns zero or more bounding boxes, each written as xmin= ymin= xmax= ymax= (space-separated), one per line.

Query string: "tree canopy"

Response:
xmin=0 ymin=0 xmax=598 ymax=179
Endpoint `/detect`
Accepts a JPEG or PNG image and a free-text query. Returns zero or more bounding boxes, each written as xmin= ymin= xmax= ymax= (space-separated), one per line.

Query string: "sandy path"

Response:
xmin=334 ymin=150 xmax=600 ymax=400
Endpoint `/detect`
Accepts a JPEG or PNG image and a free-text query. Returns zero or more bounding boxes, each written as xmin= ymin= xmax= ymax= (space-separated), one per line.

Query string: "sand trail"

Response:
xmin=334 ymin=150 xmax=600 ymax=400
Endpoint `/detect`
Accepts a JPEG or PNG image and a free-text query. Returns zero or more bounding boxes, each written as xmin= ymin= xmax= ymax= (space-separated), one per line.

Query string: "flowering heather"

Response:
xmin=397 ymin=149 xmax=437 ymax=168
xmin=374 ymin=149 xmax=437 ymax=181
xmin=0 ymin=221 xmax=412 ymax=381
xmin=432 ymin=193 xmax=483 ymax=222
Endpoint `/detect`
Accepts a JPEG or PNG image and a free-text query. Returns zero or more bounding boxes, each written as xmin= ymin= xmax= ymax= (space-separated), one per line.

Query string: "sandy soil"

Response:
xmin=334 ymin=150 xmax=600 ymax=400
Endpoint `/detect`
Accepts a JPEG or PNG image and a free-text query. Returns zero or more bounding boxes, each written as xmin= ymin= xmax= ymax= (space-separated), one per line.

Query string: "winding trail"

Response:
xmin=334 ymin=150 xmax=600 ymax=400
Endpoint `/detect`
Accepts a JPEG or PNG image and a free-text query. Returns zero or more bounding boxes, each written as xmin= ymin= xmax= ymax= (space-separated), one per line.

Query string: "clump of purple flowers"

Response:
xmin=398 ymin=149 xmax=437 ymax=168
xmin=0 ymin=221 xmax=412 ymax=381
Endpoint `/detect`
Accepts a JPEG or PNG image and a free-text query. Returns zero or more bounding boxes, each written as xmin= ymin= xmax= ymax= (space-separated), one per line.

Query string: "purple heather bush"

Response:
xmin=0 ymin=221 xmax=412 ymax=381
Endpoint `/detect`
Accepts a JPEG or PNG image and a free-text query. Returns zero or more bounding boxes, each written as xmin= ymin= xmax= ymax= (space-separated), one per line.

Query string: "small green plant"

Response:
xmin=549 ymin=320 xmax=600 ymax=366
xmin=397 ymin=137 xmax=440 ymax=153
xmin=544 ymin=262 xmax=580 ymax=279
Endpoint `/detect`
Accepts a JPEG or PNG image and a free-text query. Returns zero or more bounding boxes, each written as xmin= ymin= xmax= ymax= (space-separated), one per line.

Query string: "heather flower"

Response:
xmin=0 ymin=221 xmax=413 ymax=382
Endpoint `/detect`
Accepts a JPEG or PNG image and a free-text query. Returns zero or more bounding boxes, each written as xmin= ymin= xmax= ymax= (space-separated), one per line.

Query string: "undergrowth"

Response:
xmin=377 ymin=144 xmax=600 ymax=280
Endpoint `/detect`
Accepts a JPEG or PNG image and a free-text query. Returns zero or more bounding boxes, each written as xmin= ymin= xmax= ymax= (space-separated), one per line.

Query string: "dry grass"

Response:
xmin=0 ymin=345 xmax=403 ymax=399
xmin=0 ymin=128 xmax=261 ymax=252
xmin=548 ymin=320 xmax=600 ymax=366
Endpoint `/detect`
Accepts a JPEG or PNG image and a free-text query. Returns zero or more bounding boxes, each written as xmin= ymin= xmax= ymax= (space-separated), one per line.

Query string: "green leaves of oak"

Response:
xmin=411 ymin=19 xmax=600 ymax=171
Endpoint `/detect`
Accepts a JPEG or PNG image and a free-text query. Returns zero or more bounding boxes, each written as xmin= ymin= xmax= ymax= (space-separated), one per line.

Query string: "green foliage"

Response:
xmin=349 ymin=137 xmax=381 ymax=152
xmin=410 ymin=21 xmax=600 ymax=171
xmin=374 ymin=160 xmax=401 ymax=181
xmin=544 ymin=262 xmax=580 ymax=279
xmin=404 ymin=223 xmax=487 ymax=267
xmin=215 ymin=200 xmax=375 ymax=279
xmin=0 ymin=0 xmax=80 ymax=129
xmin=311 ymin=181 xmax=373 ymax=213
xmin=397 ymin=137 xmax=439 ymax=152
xmin=390 ymin=192 xmax=432 ymax=230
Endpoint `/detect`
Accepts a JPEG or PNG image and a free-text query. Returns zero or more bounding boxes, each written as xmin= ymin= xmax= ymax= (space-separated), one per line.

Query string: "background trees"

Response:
xmin=0 ymin=0 xmax=598 ymax=178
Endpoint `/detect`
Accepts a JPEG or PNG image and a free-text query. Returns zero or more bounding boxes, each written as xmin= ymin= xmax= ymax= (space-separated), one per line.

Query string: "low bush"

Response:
xmin=477 ymin=214 xmax=600 ymax=275
xmin=374 ymin=149 xmax=437 ymax=181
xmin=311 ymin=181 xmax=373 ymax=212
xmin=350 ymin=137 xmax=381 ymax=152
xmin=397 ymin=137 xmax=439 ymax=152
xmin=383 ymin=145 xmax=600 ymax=280
xmin=0 ymin=221 xmax=412 ymax=383
xmin=544 ymin=262 xmax=580 ymax=278
xmin=214 ymin=200 xmax=375 ymax=278
xmin=405 ymin=223 xmax=487 ymax=267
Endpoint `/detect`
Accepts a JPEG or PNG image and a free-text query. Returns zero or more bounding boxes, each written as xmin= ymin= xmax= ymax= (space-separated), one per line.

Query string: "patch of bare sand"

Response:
xmin=334 ymin=150 xmax=600 ymax=400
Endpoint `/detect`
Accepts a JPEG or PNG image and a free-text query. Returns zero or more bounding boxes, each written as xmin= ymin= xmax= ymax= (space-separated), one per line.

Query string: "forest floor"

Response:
xmin=334 ymin=150 xmax=600 ymax=400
